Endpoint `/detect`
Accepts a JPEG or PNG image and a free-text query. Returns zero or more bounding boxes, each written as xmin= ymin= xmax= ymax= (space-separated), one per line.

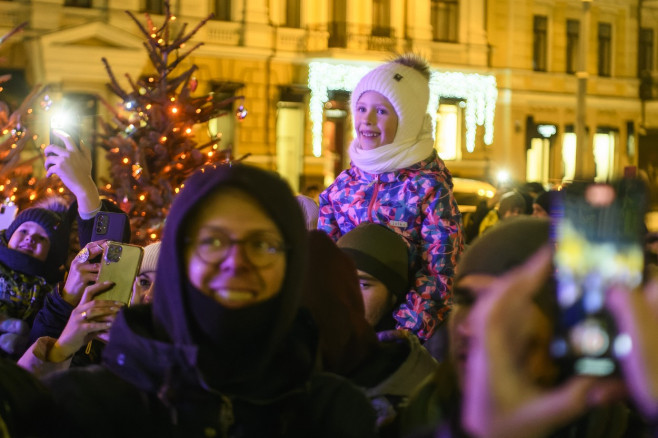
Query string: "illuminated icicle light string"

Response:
xmin=308 ymin=62 xmax=498 ymax=156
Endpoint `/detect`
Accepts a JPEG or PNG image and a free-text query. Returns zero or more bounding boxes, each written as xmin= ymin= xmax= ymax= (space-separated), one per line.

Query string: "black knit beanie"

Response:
xmin=533 ymin=190 xmax=551 ymax=215
xmin=6 ymin=206 xmax=70 ymax=273
xmin=337 ymin=223 xmax=410 ymax=302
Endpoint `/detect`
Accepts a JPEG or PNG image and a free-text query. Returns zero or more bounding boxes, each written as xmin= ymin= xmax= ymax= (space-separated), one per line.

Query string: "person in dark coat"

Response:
xmin=302 ymin=230 xmax=436 ymax=435
xmin=42 ymin=163 xmax=376 ymax=437
xmin=0 ymin=202 xmax=71 ymax=358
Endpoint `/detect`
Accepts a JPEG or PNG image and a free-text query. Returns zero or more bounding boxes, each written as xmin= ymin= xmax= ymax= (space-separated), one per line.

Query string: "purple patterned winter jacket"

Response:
xmin=318 ymin=151 xmax=463 ymax=341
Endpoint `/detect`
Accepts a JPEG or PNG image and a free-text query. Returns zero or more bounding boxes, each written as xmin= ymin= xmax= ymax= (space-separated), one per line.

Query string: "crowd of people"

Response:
xmin=0 ymin=54 xmax=656 ymax=437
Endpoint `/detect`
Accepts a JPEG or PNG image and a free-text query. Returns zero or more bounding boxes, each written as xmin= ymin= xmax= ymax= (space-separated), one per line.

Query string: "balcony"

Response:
xmin=327 ymin=22 xmax=396 ymax=52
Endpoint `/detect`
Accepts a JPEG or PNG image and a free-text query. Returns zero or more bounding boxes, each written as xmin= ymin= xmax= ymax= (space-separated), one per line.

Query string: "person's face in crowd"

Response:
xmin=357 ymin=270 xmax=395 ymax=327
xmin=8 ymin=221 xmax=50 ymax=262
xmin=532 ymin=203 xmax=549 ymax=217
xmin=184 ymin=188 xmax=287 ymax=309
xmin=501 ymin=207 xmax=523 ymax=219
xmin=131 ymin=271 xmax=156 ymax=305
xmin=449 ymin=274 xmax=556 ymax=389
xmin=354 ymin=91 xmax=399 ymax=150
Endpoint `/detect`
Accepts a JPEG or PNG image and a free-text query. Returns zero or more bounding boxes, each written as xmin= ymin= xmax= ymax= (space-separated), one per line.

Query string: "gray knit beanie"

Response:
xmin=455 ymin=216 xmax=556 ymax=319
xmin=337 ymin=223 xmax=410 ymax=301
xmin=139 ymin=241 xmax=161 ymax=274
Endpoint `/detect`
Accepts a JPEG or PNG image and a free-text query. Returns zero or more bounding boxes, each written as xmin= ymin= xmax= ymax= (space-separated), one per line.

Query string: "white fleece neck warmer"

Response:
xmin=349 ymin=114 xmax=435 ymax=174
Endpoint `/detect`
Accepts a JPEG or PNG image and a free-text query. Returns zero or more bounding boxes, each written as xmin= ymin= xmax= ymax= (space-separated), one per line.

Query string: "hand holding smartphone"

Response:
xmin=94 ymin=241 xmax=144 ymax=305
xmin=551 ymin=179 xmax=647 ymax=376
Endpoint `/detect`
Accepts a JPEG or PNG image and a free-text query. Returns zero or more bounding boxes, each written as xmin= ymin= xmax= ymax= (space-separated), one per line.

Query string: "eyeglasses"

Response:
xmin=187 ymin=229 xmax=287 ymax=268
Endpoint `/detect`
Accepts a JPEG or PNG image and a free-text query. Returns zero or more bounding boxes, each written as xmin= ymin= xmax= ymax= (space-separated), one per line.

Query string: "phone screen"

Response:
xmin=551 ymin=179 xmax=646 ymax=376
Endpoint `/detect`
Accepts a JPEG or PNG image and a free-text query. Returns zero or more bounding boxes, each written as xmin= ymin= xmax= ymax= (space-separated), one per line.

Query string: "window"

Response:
xmin=434 ymin=100 xmax=464 ymax=160
xmin=533 ymin=15 xmax=548 ymax=72
xmin=328 ymin=0 xmax=347 ymax=47
xmin=214 ymin=0 xmax=231 ymax=21
xmin=598 ymin=23 xmax=612 ymax=77
xmin=285 ymin=0 xmax=301 ymax=28
xmin=431 ymin=0 xmax=459 ymax=42
xmin=639 ymin=28 xmax=654 ymax=76
xmin=566 ymin=19 xmax=580 ymax=74
xmin=372 ymin=0 xmax=391 ymax=37
xmin=144 ymin=0 xmax=164 ymax=14
xmin=64 ymin=0 xmax=92 ymax=6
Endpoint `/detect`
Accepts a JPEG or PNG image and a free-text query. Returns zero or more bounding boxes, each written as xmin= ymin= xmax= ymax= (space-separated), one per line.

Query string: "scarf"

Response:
xmin=349 ymin=114 xmax=435 ymax=174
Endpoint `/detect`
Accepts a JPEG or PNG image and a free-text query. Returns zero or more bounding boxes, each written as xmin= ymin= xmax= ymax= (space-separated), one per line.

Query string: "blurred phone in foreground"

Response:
xmin=551 ymin=179 xmax=646 ymax=376
xmin=94 ymin=242 xmax=143 ymax=305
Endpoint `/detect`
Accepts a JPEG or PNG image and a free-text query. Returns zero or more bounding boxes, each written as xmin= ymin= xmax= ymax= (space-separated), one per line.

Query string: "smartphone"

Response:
xmin=94 ymin=241 xmax=144 ymax=305
xmin=49 ymin=110 xmax=80 ymax=149
xmin=0 ymin=203 xmax=18 ymax=231
xmin=91 ymin=211 xmax=130 ymax=243
xmin=551 ymin=179 xmax=646 ymax=376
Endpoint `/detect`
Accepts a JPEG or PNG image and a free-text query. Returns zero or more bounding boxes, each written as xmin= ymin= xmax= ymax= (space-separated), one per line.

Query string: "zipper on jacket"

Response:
xmin=367 ymin=176 xmax=380 ymax=222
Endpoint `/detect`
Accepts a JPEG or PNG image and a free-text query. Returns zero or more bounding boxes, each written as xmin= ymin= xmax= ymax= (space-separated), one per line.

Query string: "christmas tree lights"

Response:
xmin=98 ymin=1 xmax=247 ymax=244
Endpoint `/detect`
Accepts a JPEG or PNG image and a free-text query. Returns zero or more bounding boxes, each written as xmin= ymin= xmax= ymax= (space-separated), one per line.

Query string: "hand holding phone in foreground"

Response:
xmin=462 ymin=246 xmax=658 ymax=438
xmin=606 ymin=282 xmax=658 ymax=422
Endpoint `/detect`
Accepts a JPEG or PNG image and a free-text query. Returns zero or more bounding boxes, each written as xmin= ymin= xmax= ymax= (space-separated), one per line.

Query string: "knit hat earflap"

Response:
xmin=337 ymin=223 xmax=410 ymax=302
xmin=351 ymin=57 xmax=430 ymax=145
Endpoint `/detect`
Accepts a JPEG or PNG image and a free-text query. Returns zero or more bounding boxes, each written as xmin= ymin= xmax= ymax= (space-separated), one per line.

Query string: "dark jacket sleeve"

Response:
xmin=28 ymin=289 xmax=74 ymax=345
xmin=76 ymin=198 xmax=132 ymax=247
xmin=308 ymin=372 xmax=377 ymax=438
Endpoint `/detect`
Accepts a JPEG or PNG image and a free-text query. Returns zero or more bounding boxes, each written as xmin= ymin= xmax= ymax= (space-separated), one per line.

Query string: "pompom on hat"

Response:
xmin=350 ymin=54 xmax=431 ymax=145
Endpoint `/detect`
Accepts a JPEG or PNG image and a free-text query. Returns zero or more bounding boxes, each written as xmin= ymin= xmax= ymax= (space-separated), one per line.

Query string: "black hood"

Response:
xmin=151 ymin=163 xmax=308 ymax=367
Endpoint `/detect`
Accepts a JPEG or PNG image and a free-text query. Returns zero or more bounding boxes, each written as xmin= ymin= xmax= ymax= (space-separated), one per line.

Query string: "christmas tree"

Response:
xmin=98 ymin=1 xmax=247 ymax=244
xmin=0 ymin=23 xmax=68 ymax=212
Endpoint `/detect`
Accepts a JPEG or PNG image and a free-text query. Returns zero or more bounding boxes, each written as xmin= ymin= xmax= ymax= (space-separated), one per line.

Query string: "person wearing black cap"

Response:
xmin=302 ymin=230 xmax=437 ymax=435
xmin=42 ymin=163 xmax=376 ymax=437
xmin=0 ymin=201 xmax=71 ymax=357
xmin=337 ymin=222 xmax=411 ymax=333
xmin=400 ymin=216 xmax=636 ymax=438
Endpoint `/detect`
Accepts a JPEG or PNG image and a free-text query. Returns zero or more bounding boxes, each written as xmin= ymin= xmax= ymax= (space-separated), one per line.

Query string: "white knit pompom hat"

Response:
xmin=350 ymin=60 xmax=430 ymax=145
xmin=140 ymin=241 xmax=161 ymax=274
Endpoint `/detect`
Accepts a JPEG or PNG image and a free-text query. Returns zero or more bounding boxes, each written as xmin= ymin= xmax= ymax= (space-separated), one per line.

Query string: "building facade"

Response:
xmin=0 ymin=0 xmax=655 ymax=199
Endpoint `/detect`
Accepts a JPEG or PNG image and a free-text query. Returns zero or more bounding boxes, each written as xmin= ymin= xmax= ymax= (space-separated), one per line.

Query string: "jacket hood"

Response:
xmin=151 ymin=164 xmax=308 ymax=366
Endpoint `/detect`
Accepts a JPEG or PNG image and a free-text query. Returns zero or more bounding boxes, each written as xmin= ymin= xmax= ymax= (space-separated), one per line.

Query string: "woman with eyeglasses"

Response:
xmin=41 ymin=164 xmax=377 ymax=437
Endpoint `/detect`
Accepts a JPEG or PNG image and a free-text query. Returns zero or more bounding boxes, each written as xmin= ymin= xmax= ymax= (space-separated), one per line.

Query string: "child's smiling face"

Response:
xmin=354 ymin=91 xmax=399 ymax=150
